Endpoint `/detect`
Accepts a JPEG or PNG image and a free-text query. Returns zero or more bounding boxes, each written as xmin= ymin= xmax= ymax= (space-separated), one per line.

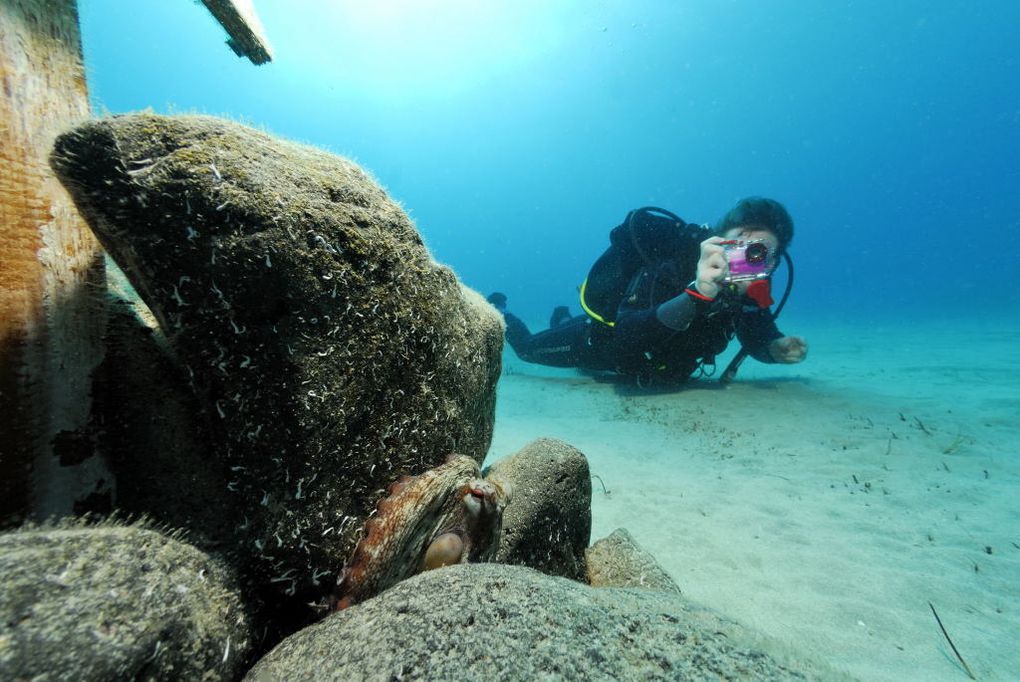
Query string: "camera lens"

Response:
xmin=745 ymin=242 xmax=768 ymax=264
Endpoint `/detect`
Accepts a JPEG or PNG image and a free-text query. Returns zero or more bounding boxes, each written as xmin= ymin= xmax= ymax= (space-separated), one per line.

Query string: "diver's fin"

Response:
xmin=549 ymin=305 xmax=571 ymax=328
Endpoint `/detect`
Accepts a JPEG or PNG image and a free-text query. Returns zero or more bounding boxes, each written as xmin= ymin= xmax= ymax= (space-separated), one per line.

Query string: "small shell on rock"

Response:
xmin=334 ymin=454 xmax=510 ymax=609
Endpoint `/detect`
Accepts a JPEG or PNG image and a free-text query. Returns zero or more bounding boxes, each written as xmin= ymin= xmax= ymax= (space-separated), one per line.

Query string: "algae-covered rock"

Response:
xmin=93 ymin=265 xmax=236 ymax=550
xmin=244 ymin=562 xmax=849 ymax=681
xmin=49 ymin=113 xmax=504 ymax=606
xmin=0 ymin=522 xmax=253 ymax=681
xmin=484 ymin=437 xmax=591 ymax=581
xmin=586 ymin=527 xmax=682 ymax=593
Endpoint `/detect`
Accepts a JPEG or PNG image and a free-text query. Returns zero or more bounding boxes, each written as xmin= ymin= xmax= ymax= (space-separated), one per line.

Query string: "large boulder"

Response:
xmin=244 ymin=562 xmax=849 ymax=681
xmin=0 ymin=522 xmax=253 ymax=681
xmin=485 ymin=438 xmax=591 ymax=581
xmin=49 ymin=113 xmax=504 ymax=607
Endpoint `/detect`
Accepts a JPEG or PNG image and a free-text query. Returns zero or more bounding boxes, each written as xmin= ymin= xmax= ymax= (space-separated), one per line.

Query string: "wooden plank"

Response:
xmin=0 ymin=0 xmax=110 ymax=526
xmin=200 ymin=0 xmax=273 ymax=65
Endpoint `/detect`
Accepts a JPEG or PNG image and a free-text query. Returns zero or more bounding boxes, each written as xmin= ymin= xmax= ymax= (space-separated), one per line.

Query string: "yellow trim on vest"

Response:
xmin=578 ymin=278 xmax=615 ymax=327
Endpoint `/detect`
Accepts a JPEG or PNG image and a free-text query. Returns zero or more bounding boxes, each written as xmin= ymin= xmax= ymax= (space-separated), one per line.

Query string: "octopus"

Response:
xmin=333 ymin=455 xmax=511 ymax=609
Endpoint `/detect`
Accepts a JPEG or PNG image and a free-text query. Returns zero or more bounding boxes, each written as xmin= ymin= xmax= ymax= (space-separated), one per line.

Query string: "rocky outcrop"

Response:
xmin=49 ymin=113 xmax=504 ymax=606
xmin=244 ymin=562 xmax=848 ymax=681
xmin=0 ymin=522 xmax=253 ymax=681
xmin=484 ymin=438 xmax=591 ymax=581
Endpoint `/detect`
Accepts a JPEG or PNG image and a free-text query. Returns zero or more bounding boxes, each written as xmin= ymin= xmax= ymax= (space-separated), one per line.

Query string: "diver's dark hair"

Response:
xmin=715 ymin=197 xmax=794 ymax=251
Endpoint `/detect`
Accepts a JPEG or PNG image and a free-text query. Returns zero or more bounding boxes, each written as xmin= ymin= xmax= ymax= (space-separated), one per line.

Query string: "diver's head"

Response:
xmin=715 ymin=197 xmax=794 ymax=253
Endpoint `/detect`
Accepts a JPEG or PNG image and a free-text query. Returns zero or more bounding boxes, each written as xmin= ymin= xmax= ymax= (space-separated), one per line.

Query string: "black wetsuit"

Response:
xmin=503 ymin=223 xmax=784 ymax=384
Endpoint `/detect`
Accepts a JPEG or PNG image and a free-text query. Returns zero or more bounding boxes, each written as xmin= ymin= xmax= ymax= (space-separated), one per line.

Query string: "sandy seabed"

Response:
xmin=485 ymin=313 xmax=1020 ymax=681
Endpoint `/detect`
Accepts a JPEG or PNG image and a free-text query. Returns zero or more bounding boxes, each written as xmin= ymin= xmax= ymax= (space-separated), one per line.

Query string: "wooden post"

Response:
xmin=0 ymin=0 xmax=109 ymax=526
xmin=200 ymin=0 xmax=273 ymax=65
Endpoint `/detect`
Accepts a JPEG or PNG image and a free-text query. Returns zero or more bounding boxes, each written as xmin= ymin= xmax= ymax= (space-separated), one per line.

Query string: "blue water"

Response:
xmin=79 ymin=1 xmax=1020 ymax=328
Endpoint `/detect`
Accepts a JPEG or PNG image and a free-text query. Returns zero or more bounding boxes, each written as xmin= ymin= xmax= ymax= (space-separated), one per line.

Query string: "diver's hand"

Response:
xmin=695 ymin=237 xmax=728 ymax=299
xmin=769 ymin=336 xmax=808 ymax=363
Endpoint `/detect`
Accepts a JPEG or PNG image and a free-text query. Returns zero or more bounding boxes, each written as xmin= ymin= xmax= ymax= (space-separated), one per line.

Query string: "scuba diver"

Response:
xmin=488 ymin=197 xmax=808 ymax=386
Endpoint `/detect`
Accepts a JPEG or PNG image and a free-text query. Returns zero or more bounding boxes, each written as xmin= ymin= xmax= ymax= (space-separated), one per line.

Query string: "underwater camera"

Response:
xmin=722 ymin=239 xmax=773 ymax=282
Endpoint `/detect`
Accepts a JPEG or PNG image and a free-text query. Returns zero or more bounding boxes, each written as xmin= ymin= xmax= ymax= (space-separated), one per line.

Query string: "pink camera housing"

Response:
xmin=723 ymin=239 xmax=773 ymax=282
